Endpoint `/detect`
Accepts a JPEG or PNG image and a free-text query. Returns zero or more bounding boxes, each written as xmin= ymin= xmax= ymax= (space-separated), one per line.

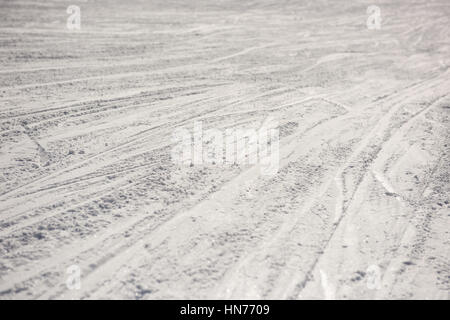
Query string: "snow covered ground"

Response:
xmin=0 ymin=0 xmax=449 ymax=299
